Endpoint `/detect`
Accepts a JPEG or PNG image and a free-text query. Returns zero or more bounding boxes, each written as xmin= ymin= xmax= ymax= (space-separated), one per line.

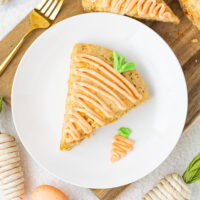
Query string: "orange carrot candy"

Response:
xmin=110 ymin=128 xmax=134 ymax=163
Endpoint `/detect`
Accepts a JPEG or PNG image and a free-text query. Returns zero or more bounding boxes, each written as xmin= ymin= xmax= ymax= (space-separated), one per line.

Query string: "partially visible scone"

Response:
xmin=60 ymin=44 xmax=150 ymax=150
xmin=179 ymin=0 xmax=200 ymax=30
xmin=0 ymin=0 xmax=9 ymax=4
xmin=82 ymin=0 xmax=180 ymax=24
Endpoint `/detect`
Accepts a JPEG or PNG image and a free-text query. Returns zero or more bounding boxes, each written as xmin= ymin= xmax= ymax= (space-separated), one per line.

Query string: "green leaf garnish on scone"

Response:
xmin=0 ymin=97 xmax=2 ymax=113
xmin=183 ymin=152 xmax=200 ymax=184
xmin=118 ymin=127 xmax=132 ymax=138
xmin=113 ymin=51 xmax=135 ymax=73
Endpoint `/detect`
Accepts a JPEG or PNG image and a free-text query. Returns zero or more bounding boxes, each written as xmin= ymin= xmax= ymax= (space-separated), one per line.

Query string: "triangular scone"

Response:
xmin=178 ymin=0 xmax=200 ymax=30
xmin=60 ymin=44 xmax=150 ymax=150
xmin=82 ymin=0 xmax=180 ymax=24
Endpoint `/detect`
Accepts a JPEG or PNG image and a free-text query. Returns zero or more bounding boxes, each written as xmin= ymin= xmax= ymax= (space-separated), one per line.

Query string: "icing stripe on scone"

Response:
xmin=74 ymin=69 xmax=131 ymax=107
xmin=102 ymin=0 xmax=172 ymax=20
xmin=74 ymin=54 xmax=142 ymax=99
xmin=137 ymin=0 xmax=171 ymax=19
xmin=73 ymin=96 xmax=105 ymax=126
xmin=110 ymin=135 xmax=134 ymax=162
xmin=73 ymin=69 xmax=125 ymax=112
xmin=75 ymin=81 xmax=126 ymax=110
xmin=74 ymin=56 xmax=134 ymax=97
xmin=63 ymin=54 xmax=141 ymax=142
xmin=104 ymin=0 xmax=112 ymax=8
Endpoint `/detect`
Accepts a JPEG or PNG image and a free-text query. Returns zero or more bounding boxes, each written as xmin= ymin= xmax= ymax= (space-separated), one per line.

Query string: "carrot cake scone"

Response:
xmin=82 ymin=0 xmax=180 ymax=24
xmin=178 ymin=0 xmax=200 ymax=30
xmin=60 ymin=44 xmax=150 ymax=150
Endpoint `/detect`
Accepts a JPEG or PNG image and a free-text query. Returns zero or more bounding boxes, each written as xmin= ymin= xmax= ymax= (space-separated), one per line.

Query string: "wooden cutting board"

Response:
xmin=0 ymin=0 xmax=200 ymax=199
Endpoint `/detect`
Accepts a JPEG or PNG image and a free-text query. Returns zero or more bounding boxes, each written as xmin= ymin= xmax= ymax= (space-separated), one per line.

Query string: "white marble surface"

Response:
xmin=0 ymin=1 xmax=200 ymax=199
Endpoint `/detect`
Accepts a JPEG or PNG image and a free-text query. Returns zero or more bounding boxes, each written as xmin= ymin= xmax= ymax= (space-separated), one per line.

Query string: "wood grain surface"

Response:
xmin=0 ymin=0 xmax=200 ymax=199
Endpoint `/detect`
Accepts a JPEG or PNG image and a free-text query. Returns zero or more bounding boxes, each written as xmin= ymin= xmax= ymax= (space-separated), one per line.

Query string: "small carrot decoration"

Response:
xmin=110 ymin=127 xmax=134 ymax=163
xmin=143 ymin=152 xmax=200 ymax=200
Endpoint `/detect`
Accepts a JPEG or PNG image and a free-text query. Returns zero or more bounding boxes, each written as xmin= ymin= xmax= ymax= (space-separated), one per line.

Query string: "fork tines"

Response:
xmin=35 ymin=0 xmax=64 ymax=20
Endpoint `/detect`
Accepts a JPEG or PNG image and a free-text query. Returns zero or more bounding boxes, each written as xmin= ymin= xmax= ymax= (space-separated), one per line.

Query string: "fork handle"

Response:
xmin=0 ymin=28 xmax=35 ymax=76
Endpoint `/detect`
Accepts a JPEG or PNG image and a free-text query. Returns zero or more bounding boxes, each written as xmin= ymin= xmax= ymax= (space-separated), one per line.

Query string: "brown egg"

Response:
xmin=32 ymin=185 xmax=69 ymax=200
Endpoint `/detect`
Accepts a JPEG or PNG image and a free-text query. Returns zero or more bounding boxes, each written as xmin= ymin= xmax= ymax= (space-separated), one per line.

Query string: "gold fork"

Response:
xmin=0 ymin=0 xmax=64 ymax=76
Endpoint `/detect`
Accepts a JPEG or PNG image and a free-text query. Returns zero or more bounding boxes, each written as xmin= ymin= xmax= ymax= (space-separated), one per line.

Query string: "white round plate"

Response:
xmin=12 ymin=13 xmax=188 ymax=188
